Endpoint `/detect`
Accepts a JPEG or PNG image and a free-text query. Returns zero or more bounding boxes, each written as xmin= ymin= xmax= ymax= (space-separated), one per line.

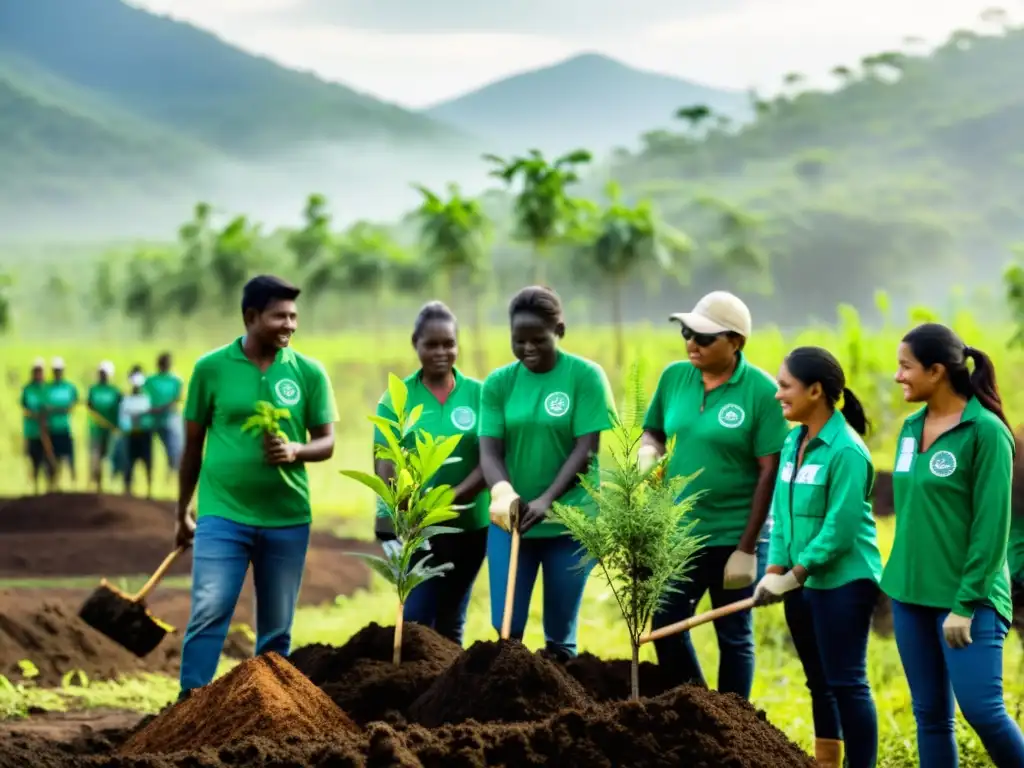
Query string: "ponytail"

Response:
xmin=964 ymin=346 xmax=1010 ymax=429
xmin=840 ymin=387 xmax=870 ymax=436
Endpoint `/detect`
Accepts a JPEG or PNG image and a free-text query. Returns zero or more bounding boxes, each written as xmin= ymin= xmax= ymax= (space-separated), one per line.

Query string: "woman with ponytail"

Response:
xmin=753 ymin=346 xmax=882 ymax=768
xmin=884 ymin=323 xmax=1024 ymax=767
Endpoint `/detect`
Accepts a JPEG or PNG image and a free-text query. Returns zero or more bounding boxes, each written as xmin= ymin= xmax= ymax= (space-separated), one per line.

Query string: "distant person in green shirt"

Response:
xmin=883 ymin=323 xmax=1024 ymax=768
xmin=640 ymin=291 xmax=789 ymax=699
xmin=754 ymin=347 xmax=882 ymax=768
xmin=480 ymin=286 xmax=616 ymax=660
xmin=21 ymin=358 xmax=50 ymax=493
xmin=373 ymin=302 xmax=488 ymax=646
xmin=175 ymin=275 xmax=338 ymax=701
xmin=43 ymin=356 xmax=79 ymax=488
xmin=146 ymin=352 xmax=184 ymax=474
xmin=87 ymin=360 xmax=122 ymax=493
xmin=119 ymin=366 xmax=155 ymax=498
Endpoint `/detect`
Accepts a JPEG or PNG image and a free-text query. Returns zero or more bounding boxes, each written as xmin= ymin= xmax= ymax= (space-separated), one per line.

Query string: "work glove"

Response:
xmin=638 ymin=444 xmax=659 ymax=474
xmin=753 ymin=571 xmax=801 ymax=605
xmin=943 ymin=612 xmax=973 ymax=649
xmin=489 ymin=481 xmax=520 ymax=533
xmin=723 ymin=549 xmax=758 ymax=589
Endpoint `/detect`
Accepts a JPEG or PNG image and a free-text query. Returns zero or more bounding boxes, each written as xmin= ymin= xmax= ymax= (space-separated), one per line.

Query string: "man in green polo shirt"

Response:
xmin=175 ymin=274 xmax=338 ymax=700
xmin=21 ymin=358 xmax=49 ymax=493
xmin=87 ymin=360 xmax=122 ymax=493
xmin=43 ymin=356 xmax=79 ymax=489
xmin=146 ymin=351 xmax=184 ymax=475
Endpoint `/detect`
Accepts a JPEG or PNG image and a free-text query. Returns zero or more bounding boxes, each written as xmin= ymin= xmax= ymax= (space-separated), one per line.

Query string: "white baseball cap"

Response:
xmin=31 ymin=357 xmax=45 ymax=369
xmin=98 ymin=361 xmax=115 ymax=375
xmin=669 ymin=291 xmax=752 ymax=337
xmin=51 ymin=356 xmax=65 ymax=370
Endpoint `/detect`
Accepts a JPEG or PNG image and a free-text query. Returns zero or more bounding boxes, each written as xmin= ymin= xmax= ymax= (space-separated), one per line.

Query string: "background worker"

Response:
xmin=146 ymin=351 xmax=184 ymax=476
xmin=373 ymin=301 xmax=488 ymax=646
xmin=43 ymin=356 xmax=79 ymax=489
xmin=87 ymin=360 xmax=121 ymax=493
xmin=118 ymin=366 xmax=155 ymax=498
xmin=754 ymin=347 xmax=882 ymax=768
xmin=883 ymin=323 xmax=1024 ymax=767
xmin=640 ymin=291 xmax=790 ymax=699
xmin=21 ymin=358 xmax=49 ymax=494
xmin=480 ymin=286 xmax=616 ymax=660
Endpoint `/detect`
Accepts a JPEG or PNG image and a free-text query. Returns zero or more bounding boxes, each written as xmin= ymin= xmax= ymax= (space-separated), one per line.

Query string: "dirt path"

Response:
xmin=0 ymin=709 xmax=145 ymax=742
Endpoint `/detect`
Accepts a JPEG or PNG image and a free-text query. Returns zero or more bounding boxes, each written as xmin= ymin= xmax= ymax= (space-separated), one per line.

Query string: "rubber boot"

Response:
xmin=814 ymin=738 xmax=843 ymax=767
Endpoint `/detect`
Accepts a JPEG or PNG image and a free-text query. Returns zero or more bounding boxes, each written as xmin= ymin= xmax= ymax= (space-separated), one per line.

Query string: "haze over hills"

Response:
xmin=424 ymin=53 xmax=750 ymax=157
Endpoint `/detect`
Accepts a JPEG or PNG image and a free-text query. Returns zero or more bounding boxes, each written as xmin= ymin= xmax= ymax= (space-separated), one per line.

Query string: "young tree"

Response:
xmin=549 ymin=363 xmax=704 ymax=700
xmin=341 ymin=374 xmax=463 ymax=664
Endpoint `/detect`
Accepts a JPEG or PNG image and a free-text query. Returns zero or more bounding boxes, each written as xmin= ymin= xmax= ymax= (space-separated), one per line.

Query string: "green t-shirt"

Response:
xmin=88 ymin=383 xmax=122 ymax=436
xmin=43 ymin=380 xmax=79 ymax=434
xmin=21 ymin=382 xmax=46 ymax=439
xmin=881 ymin=397 xmax=1015 ymax=623
xmin=145 ymin=372 xmax=184 ymax=428
xmin=184 ymin=338 xmax=339 ymax=527
xmin=374 ymin=368 xmax=489 ymax=531
xmin=767 ymin=412 xmax=883 ymax=590
xmin=643 ymin=354 xmax=791 ymax=547
xmin=479 ymin=350 xmax=616 ymax=539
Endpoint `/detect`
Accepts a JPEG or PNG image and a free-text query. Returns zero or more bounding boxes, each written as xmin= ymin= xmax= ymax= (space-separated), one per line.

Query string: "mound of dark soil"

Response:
xmin=408 ymin=639 xmax=592 ymax=727
xmin=556 ymin=651 xmax=675 ymax=701
xmin=0 ymin=600 xmax=179 ymax=687
xmin=321 ymin=658 xmax=442 ymax=725
xmin=118 ymin=653 xmax=359 ymax=756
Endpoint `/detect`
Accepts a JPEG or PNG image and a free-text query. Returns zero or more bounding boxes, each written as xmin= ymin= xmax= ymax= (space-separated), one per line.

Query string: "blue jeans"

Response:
xmin=404 ymin=527 xmax=487 ymax=646
xmin=155 ymin=417 xmax=183 ymax=470
xmin=785 ymin=579 xmax=879 ymax=767
xmin=486 ymin=525 xmax=593 ymax=659
xmin=179 ymin=515 xmax=310 ymax=695
xmin=892 ymin=600 xmax=1024 ymax=767
xmin=651 ymin=540 xmax=769 ymax=699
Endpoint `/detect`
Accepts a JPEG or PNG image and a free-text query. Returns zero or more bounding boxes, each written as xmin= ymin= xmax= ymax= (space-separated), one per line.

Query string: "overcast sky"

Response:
xmin=131 ymin=0 xmax=1005 ymax=107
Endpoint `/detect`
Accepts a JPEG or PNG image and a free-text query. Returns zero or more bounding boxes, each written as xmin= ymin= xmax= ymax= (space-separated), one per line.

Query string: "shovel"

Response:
xmin=638 ymin=596 xmax=757 ymax=645
xmin=500 ymin=499 xmax=522 ymax=639
xmin=78 ymin=546 xmax=187 ymax=657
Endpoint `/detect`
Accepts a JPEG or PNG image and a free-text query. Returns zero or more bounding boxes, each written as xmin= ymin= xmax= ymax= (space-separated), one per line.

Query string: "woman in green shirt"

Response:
xmin=373 ymin=302 xmax=488 ymax=646
xmin=884 ymin=323 xmax=1024 ymax=767
xmin=480 ymin=286 xmax=615 ymax=660
xmin=754 ymin=347 xmax=882 ymax=768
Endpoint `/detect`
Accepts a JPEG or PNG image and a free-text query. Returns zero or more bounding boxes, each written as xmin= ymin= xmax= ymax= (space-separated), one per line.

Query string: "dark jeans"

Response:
xmin=403 ymin=527 xmax=487 ymax=646
xmin=651 ymin=541 xmax=768 ymax=698
xmin=785 ymin=579 xmax=879 ymax=767
xmin=124 ymin=432 xmax=153 ymax=491
xmin=892 ymin=600 xmax=1024 ymax=767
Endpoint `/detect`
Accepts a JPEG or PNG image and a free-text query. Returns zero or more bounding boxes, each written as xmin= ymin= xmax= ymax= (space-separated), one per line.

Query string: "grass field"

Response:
xmin=2 ymin=313 xmax=1022 ymax=766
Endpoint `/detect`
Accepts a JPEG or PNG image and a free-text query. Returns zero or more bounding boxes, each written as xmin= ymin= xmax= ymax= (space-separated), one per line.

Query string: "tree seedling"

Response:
xmin=241 ymin=400 xmax=303 ymax=492
xmin=549 ymin=362 xmax=706 ymax=700
xmin=341 ymin=373 xmax=463 ymax=664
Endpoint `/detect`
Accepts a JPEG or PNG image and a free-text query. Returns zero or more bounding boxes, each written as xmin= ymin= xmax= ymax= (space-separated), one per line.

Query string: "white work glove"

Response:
xmin=638 ymin=444 xmax=660 ymax=474
xmin=723 ymin=549 xmax=758 ymax=589
xmin=489 ymin=481 xmax=519 ymax=533
xmin=753 ymin=571 xmax=801 ymax=605
xmin=943 ymin=612 xmax=973 ymax=649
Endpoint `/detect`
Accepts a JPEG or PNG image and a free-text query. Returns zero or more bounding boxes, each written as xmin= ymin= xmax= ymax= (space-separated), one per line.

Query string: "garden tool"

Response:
xmin=500 ymin=499 xmax=522 ymax=639
xmin=638 ymin=596 xmax=756 ymax=644
xmin=79 ymin=546 xmax=187 ymax=657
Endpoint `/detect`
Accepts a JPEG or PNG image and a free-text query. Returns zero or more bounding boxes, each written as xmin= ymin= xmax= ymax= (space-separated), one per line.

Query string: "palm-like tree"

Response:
xmin=675 ymin=104 xmax=713 ymax=134
xmin=211 ymin=215 xmax=261 ymax=308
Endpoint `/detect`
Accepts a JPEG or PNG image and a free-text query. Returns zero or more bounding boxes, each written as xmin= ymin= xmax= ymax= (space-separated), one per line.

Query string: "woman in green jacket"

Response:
xmin=754 ymin=347 xmax=882 ymax=768
xmin=884 ymin=323 xmax=1024 ymax=767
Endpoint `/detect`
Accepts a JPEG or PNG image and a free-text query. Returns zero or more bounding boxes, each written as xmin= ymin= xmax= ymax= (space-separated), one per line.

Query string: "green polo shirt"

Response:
xmin=21 ymin=382 xmax=46 ymax=439
xmin=374 ymin=368 xmax=489 ymax=531
xmin=43 ymin=380 xmax=79 ymax=434
xmin=881 ymin=397 xmax=1014 ymax=622
xmin=88 ymin=383 xmax=122 ymax=438
xmin=145 ymin=371 xmax=184 ymax=429
xmin=184 ymin=338 xmax=339 ymax=527
xmin=479 ymin=350 xmax=616 ymax=539
xmin=767 ymin=411 xmax=882 ymax=590
xmin=643 ymin=353 xmax=791 ymax=548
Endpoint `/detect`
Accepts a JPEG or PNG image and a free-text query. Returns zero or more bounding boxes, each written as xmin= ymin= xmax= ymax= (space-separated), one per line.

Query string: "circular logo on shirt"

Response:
xmin=929 ymin=450 xmax=957 ymax=478
xmin=274 ymin=378 xmax=301 ymax=407
xmin=544 ymin=391 xmax=571 ymax=417
xmin=718 ymin=404 xmax=745 ymax=428
xmin=450 ymin=406 xmax=477 ymax=431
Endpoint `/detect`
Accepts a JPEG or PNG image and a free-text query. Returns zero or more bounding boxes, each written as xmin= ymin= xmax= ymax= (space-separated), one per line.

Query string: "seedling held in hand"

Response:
xmin=241 ymin=400 xmax=303 ymax=492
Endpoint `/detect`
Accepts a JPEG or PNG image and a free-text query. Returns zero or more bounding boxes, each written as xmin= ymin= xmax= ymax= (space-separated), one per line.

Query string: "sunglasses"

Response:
xmin=680 ymin=325 xmax=726 ymax=347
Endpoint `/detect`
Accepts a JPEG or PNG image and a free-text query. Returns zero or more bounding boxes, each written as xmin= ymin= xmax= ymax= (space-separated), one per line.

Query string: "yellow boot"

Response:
xmin=814 ymin=738 xmax=843 ymax=767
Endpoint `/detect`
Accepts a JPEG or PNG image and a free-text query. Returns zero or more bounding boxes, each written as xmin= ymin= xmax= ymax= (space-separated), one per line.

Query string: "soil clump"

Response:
xmin=408 ymin=639 xmax=592 ymax=727
xmin=118 ymin=652 xmax=359 ymax=756
xmin=556 ymin=651 xmax=676 ymax=701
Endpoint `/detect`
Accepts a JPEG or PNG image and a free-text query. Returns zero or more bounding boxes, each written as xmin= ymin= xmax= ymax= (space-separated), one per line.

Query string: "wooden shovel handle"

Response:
xmin=639 ymin=596 xmax=757 ymax=645
xmin=133 ymin=547 xmax=187 ymax=602
xmin=500 ymin=500 xmax=521 ymax=639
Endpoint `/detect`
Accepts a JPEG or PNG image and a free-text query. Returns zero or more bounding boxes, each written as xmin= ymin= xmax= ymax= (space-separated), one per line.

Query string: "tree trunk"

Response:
xmin=630 ymin=640 xmax=640 ymax=701
xmin=611 ymin=276 xmax=625 ymax=378
xmin=471 ymin=290 xmax=487 ymax=378
xmin=532 ymin=245 xmax=546 ymax=285
xmin=393 ymin=601 xmax=404 ymax=665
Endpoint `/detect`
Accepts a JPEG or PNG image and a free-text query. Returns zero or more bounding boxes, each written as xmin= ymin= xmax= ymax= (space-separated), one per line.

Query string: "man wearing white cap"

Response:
xmin=21 ymin=358 xmax=49 ymax=493
xmin=87 ymin=361 xmax=122 ymax=493
xmin=639 ymin=290 xmax=790 ymax=700
xmin=42 ymin=357 xmax=79 ymax=488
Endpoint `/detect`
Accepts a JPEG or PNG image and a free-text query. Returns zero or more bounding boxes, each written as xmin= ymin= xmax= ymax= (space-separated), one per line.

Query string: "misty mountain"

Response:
xmin=424 ymin=53 xmax=750 ymax=158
